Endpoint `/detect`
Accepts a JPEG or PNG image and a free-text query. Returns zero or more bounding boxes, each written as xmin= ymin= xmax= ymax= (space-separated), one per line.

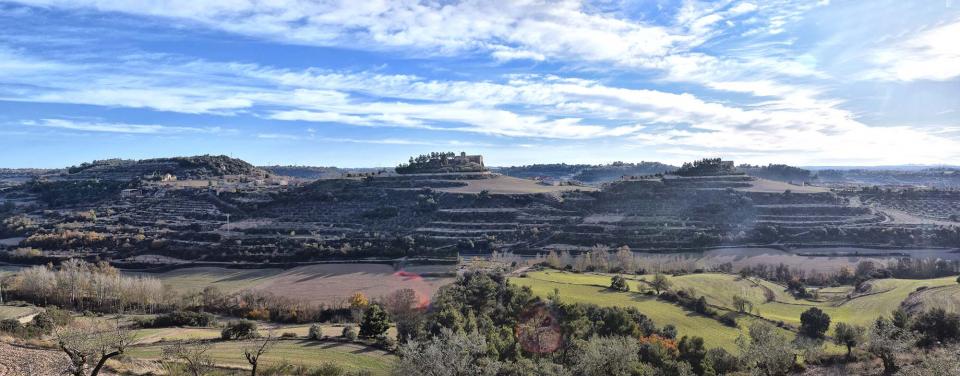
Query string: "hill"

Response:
xmin=395 ymin=151 xmax=487 ymax=174
xmin=496 ymin=161 xmax=675 ymax=184
xmin=64 ymin=155 xmax=268 ymax=181
xmin=260 ymin=165 xmax=349 ymax=179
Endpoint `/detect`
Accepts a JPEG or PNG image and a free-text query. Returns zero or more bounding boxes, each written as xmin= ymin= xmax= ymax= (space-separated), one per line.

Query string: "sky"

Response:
xmin=0 ymin=1 xmax=958 ymax=168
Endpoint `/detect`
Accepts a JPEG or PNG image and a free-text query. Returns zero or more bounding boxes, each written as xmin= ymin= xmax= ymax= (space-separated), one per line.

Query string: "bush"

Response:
xmin=149 ymin=311 xmax=216 ymax=328
xmin=610 ymin=275 xmax=630 ymax=292
xmin=719 ymin=312 xmax=738 ymax=327
xmin=312 ymin=362 xmax=347 ymax=376
xmin=281 ymin=332 xmax=298 ymax=338
xmin=308 ymin=323 xmax=323 ymax=340
xmin=704 ymin=348 xmax=739 ymax=375
xmin=0 ymin=319 xmax=21 ymax=333
xmin=376 ymin=335 xmax=397 ymax=350
xmin=221 ymin=320 xmax=259 ymax=340
xmin=342 ymin=326 xmax=358 ymax=341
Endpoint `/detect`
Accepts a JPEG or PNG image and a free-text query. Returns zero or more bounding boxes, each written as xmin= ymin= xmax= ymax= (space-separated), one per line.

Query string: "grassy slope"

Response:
xmin=126 ymin=339 xmax=394 ymax=375
xmin=756 ymin=277 xmax=958 ymax=329
xmin=512 ymin=271 xmax=748 ymax=351
xmin=514 ymin=270 xmax=957 ymax=352
xmin=906 ymin=284 xmax=960 ymax=313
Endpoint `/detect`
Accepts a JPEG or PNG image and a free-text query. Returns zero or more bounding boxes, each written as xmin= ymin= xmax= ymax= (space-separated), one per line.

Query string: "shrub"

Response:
xmin=704 ymin=347 xmax=739 ymax=375
xmin=308 ymin=323 xmax=323 ymax=340
xmin=281 ymin=332 xmax=298 ymax=338
xmin=221 ymin=320 xmax=259 ymax=340
xmin=0 ymin=319 xmax=21 ymax=333
xmin=150 ymin=311 xmax=216 ymax=327
xmin=719 ymin=312 xmax=738 ymax=327
xmin=376 ymin=335 xmax=397 ymax=351
xmin=342 ymin=326 xmax=358 ymax=341
xmin=312 ymin=362 xmax=347 ymax=376
xmin=610 ymin=275 xmax=630 ymax=292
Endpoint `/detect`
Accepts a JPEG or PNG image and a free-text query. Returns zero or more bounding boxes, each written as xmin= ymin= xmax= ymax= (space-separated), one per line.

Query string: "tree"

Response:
xmin=393 ymin=328 xmax=501 ymax=376
xmin=609 ymin=275 xmax=630 ymax=292
xmin=799 ymin=307 xmax=831 ymax=339
xmin=732 ymin=294 xmax=753 ymax=313
xmin=650 ymin=273 xmax=672 ymax=294
xmin=56 ymin=320 xmax=130 ymax=376
xmin=244 ymin=331 xmax=276 ymax=376
xmin=911 ymin=307 xmax=960 ymax=346
xmin=832 ymin=322 xmax=864 ymax=359
xmin=349 ymin=291 xmax=370 ymax=310
xmin=162 ymin=341 xmax=214 ymax=376
xmin=570 ymin=336 xmax=641 ymax=376
xmin=222 ymin=320 xmax=258 ymax=340
xmin=867 ymin=317 xmax=915 ymax=374
xmin=360 ymin=304 xmax=390 ymax=338
xmin=737 ymin=322 xmax=795 ymax=376
xmin=678 ymin=336 xmax=707 ymax=375
xmin=891 ymin=307 xmax=911 ymax=329
xmin=383 ymin=288 xmax=423 ymax=341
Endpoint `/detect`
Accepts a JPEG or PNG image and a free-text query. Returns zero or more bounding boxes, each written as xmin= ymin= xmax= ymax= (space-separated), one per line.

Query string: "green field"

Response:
xmin=126 ymin=339 xmax=394 ymax=375
xmin=512 ymin=270 xmax=959 ymax=352
xmin=512 ymin=271 xmax=753 ymax=351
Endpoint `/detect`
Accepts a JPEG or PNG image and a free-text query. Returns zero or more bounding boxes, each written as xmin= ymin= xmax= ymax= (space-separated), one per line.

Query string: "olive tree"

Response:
xmin=55 ymin=319 xmax=131 ymax=376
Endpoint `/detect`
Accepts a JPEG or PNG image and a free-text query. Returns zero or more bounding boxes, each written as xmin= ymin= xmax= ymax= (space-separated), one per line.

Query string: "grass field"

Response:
xmin=126 ymin=339 xmax=394 ymax=375
xmin=512 ymin=271 xmax=750 ymax=351
xmin=0 ymin=305 xmax=37 ymax=321
xmin=513 ymin=270 xmax=959 ymax=352
xmin=902 ymin=284 xmax=960 ymax=314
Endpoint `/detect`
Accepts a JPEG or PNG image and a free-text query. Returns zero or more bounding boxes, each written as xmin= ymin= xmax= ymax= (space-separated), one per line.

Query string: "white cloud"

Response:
xmin=28 ymin=119 xmax=220 ymax=134
xmin=868 ymin=19 xmax=960 ymax=81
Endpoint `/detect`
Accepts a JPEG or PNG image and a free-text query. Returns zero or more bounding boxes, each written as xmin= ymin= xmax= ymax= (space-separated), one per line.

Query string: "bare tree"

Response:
xmin=243 ymin=331 xmax=276 ymax=376
xmin=162 ymin=340 xmax=214 ymax=376
xmin=55 ymin=319 xmax=131 ymax=376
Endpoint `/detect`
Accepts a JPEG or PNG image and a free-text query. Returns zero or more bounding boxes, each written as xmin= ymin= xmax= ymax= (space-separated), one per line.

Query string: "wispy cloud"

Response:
xmin=27 ymin=119 xmax=221 ymax=134
xmin=867 ymin=18 xmax=960 ymax=81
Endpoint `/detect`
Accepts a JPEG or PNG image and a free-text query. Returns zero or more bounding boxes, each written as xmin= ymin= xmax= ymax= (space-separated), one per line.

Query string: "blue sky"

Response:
xmin=0 ymin=0 xmax=958 ymax=168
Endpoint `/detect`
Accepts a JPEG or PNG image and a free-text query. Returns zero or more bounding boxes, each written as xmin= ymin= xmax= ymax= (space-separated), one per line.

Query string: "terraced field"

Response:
xmin=130 ymin=263 xmax=454 ymax=305
xmin=126 ymin=339 xmax=394 ymax=375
